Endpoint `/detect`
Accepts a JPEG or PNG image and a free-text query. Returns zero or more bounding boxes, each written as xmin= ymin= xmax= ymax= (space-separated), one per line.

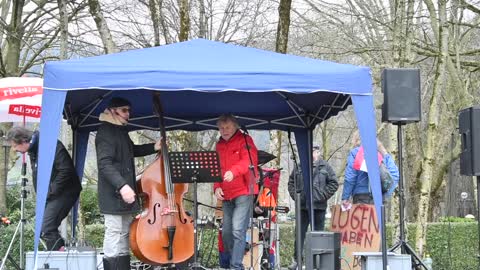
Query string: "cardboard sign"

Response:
xmin=330 ymin=204 xmax=380 ymax=269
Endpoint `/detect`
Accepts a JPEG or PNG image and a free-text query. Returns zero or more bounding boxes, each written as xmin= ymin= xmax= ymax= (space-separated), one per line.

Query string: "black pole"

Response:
xmin=19 ymin=161 xmax=27 ymax=270
xmin=288 ymin=130 xmax=303 ymax=269
xmin=477 ymin=176 xmax=480 ymax=270
xmin=191 ymin=173 xmax=206 ymax=270
xmin=381 ymin=205 xmax=388 ymax=270
xmin=306 ymin=130 xmax=314 ymax=231
xmin=390 ymin=124 xmax=428 ymax=269
xmin=240 ymin=127 xmax=256 ymax=270
xmin=3 ymin=143 xmax=6 ymax=198
xmin=397 ymin=124 xmax=406 ymax=253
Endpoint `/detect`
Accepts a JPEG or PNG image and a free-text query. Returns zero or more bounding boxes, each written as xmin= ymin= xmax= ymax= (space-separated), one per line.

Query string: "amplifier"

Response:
xmin=353 ymin=252 xmax=411 ymax=270
xmin=305 ymin=231 xmax=341 ymax=270
xmin=25 ymin=250 xmax=97 ymax=270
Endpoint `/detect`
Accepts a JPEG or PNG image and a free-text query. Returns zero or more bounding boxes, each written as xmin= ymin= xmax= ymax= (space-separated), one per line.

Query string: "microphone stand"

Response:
xmin=240 ymin=127 xmax=257 ymax=270
xmin=1 ymin=161 xmax=28 ymax=270
xmin=288 ymin=130 xmax=303 ymax=270
xmin=265 ymin=169 xmax=278 ymax=270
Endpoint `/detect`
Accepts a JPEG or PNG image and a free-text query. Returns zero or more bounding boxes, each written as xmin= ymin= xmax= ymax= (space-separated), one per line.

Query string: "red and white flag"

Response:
xmin=0 ymin=77 xmax=42 ymax=122
xmin=352 ymin=146 xmax=383 ymax=172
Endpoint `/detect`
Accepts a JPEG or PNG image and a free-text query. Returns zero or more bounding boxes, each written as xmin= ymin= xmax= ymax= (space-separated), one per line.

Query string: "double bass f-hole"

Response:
xmin=148 ymin=203 xmax=161 ymax=224
xmin=176 ymin=203 xmax=188 ymax=224
xmin=147 ymin=203 xmax=187 ymax=225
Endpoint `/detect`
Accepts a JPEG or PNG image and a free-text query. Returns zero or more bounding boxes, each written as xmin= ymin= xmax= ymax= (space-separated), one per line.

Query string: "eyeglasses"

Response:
xmin=117 ymin=107 xmax=130 ymax=113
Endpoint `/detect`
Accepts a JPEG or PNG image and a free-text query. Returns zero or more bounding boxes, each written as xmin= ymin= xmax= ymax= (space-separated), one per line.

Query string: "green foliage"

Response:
xmin=1 ymin=185 xmax=36 ymax=268
xmin=438 ymin=216 xmax=476 ymax=223
xmin=4 ymin=180 xmax=478 ymax=270
xmin=6 ymin=185 xmax=36 ymax=218
xmin=84 ymin=223 xmax=104 ymax=249
xmin=279 ymin=223 xmax=295 ymax=266
xmin=80 ymin=186 xmax=102 ymax=225
xmin=425 ymin=222 xmax=478 ymax=270
xmin=0 ymin=221 xmax=35 ymax=267
xmin=197 ymin=228 xmax=220 ymax=268
xmin=280 ymin=221 xmax=478 ymax=269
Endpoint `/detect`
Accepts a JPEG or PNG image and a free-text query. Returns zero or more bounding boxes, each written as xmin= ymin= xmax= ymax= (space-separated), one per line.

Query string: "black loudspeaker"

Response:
xmin=305 ymin=232 xmax=341 ymax=270
xmin=459 ymin=106 xmax=480 ymax=176
xmin=381 ymin=68 xmax=421 ymax=124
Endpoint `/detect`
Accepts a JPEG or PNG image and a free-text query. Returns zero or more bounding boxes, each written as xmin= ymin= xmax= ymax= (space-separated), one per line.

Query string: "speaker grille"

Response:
xmin=459 ymin=106 xmax=480 ymax=176
xmin=382 ymin=68 xmax=421 ymax=124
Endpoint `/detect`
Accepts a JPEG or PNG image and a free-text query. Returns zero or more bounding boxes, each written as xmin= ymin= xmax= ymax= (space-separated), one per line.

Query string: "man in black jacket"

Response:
xmin=95 ymin=97 xmax=161 ymax=270
xmin=287 ymin=146 xmax=339 ymax=270
xmin=6 ymin=126 xmax=82 ymax=251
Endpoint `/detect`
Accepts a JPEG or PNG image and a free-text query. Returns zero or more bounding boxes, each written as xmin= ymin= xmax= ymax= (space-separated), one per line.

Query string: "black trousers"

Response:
xmin=41 ymin=191 xmax=80 ymax=250
xmin=353 ymin=193 xmax=374 ymax=204
xmin=293 ymin=208 xmax=326 ymax=259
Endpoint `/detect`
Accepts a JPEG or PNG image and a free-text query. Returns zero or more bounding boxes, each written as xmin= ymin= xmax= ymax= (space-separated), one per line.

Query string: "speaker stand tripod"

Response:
xmin=190 ymin=173 xmax=208 ymax=270
xmin=1 ymin=162 xmax=28 ymax=270
xmin=168 ymin=151 xmax=222 ymax=270
xmin=388 ymin=124 xmax=428 ymax=269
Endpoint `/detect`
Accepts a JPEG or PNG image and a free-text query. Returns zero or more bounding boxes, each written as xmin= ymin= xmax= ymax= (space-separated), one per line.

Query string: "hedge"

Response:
xmin=1 ymin=186 xmax=477 ymax=270
xmin=79 ymin=221 xmax=478 ymax=269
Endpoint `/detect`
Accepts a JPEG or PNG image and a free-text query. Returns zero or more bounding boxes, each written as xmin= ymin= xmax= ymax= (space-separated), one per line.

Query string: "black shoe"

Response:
xmin=103 ymin=255 xmax=130 ymax=270
xmin=102 ymin=257 xmax=114 ymax=270
xmin=43 ymin=237 xmax=65 ymax=251
xmin=117 ymin=255 xmax=130 ymax=270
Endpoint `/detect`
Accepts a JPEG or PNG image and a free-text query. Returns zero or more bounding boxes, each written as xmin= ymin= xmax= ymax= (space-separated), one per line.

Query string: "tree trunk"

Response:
xmin=198 ymin=0 xmax=206 ymax=38
xmin=148 ymin=0 xmax=161 ymax=46
xmin=178 ymin=0 xmax=190 ymax=42
xmin=57 ymin=0 xmax=68 ymax=60
xmin=269 ymin=131 xmax=279 ymax=167
xmin=87 ymin=0 xmax=118 ymax=54
xmin=275 ymin=0 xmax=292 ymax=53
xmin=4 ymin=0 xmax=25 ymax=76
xmin=0 ymin=123 xmax=12 ymax=214
xmin=414 ymin=0 xmax=449 ymax=256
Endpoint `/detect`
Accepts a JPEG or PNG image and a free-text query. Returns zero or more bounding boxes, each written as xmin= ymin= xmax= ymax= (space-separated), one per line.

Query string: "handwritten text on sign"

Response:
xmin=330 ymin=204 xmax=380 ymax=269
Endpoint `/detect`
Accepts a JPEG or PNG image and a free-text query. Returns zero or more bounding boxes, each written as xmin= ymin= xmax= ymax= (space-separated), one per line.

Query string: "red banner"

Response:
xmin=8 ymin=104 xmax=41 ymax=118
xmin=0 ymin=85 xmax=43 ymax=101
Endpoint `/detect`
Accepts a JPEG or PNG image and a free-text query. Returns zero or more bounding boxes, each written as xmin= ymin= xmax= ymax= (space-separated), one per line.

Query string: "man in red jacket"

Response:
xmin=214 ymin=114 xmax=258 ymax=270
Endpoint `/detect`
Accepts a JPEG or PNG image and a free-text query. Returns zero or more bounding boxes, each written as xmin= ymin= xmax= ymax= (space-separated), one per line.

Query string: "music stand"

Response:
xmin=169 ymin=151 xmax=222 ymax=270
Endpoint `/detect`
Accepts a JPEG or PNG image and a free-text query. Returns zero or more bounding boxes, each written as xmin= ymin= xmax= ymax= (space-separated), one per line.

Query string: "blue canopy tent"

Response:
xmin=36 ymin=39 xmax=381 ymax=266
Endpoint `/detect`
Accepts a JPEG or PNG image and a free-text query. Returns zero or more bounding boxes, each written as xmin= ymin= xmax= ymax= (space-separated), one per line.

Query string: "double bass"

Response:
xmin=130 ymin=93 xmax=194 ymax=265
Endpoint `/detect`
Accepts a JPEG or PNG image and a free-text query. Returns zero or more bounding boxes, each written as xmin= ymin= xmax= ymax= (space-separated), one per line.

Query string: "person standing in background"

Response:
xmin=287 ymin=145 xmax=339 ymax=270
xmin=341 ymin=131 xmax=399 ymax=208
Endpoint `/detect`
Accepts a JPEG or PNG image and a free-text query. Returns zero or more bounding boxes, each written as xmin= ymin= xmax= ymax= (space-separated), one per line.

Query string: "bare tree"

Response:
xmin=290 ymin=0 xmax=480 ymax=256
xmin=58 ymin=0 xmax=68 ymax=60
xmin=275 ymin=0 xmax=291 ymax=53
xmin=87 ymin=0 xmax=118 ymax=53
xmin=178 ymin=0 xmax=189 ymax=41
xmin=148 ymin=0 xmax=161 ymax=46
xmin=197 ymin=0 xmax=206 ymax=38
